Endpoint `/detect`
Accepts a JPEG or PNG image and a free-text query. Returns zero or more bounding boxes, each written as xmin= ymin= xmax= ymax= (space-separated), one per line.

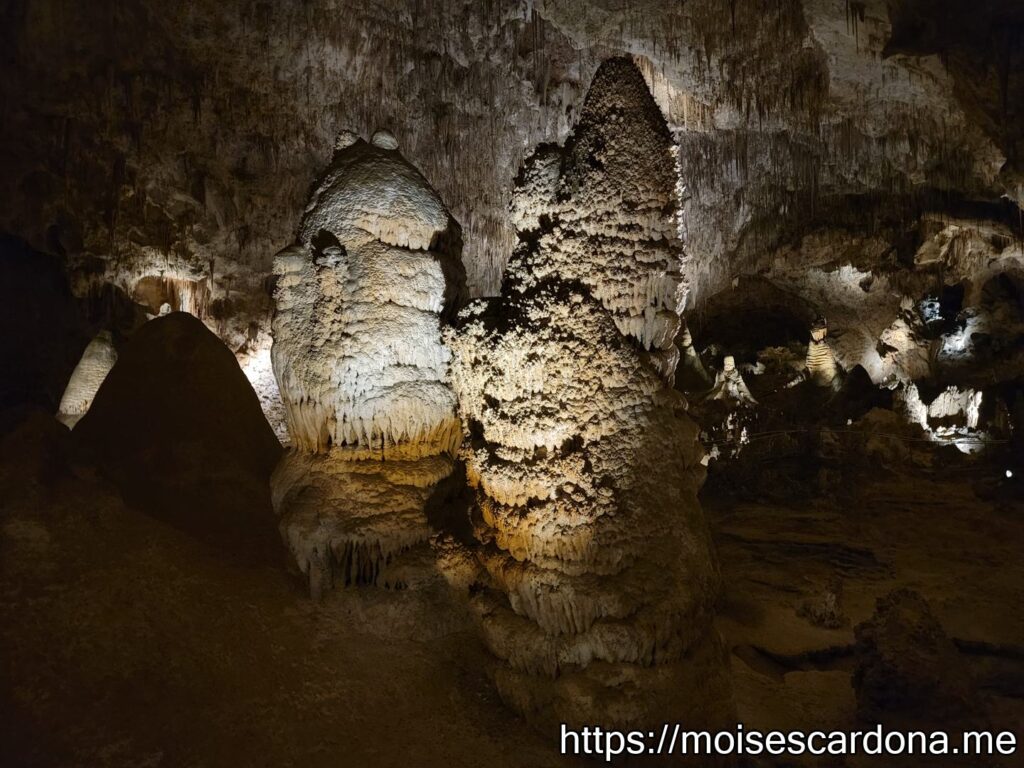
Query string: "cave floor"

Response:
xmin=711 ymin=467 xmax=1024 ymax=767
xmin=2 ymin=423 xmax=1022 ymax=767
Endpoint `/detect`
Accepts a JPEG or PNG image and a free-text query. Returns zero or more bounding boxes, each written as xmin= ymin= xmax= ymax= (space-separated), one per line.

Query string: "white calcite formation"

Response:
xmin=57 ymin=331 xmax=118 ymax=427
xmin=709 ymin=355 xmax=758 ymax=405
xmin=509 ymin=57 xmax=686 ymax=381
xmin=901 ymin=384 xmax=983 ymax=433
xmin=272 ymin=132 xmax=465 ymax=459
xmin=271 ymin=131 xmax=466 ymax=592
xmin=440 ymin=60 xmax=732 ymax=730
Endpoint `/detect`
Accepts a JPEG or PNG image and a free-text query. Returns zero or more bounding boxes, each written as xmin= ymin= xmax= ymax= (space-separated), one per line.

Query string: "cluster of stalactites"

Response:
xmin=271 ymin=130 xmax=466 ymax=460
xmin=506 ymin=57 xmax=686 ymax=382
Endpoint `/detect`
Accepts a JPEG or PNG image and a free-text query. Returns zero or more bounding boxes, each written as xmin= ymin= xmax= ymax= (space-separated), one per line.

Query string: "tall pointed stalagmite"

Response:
xmin=441 ymin=58 xmax=734 ymax=732
xmin=509 ymin=57 xmax=688 ymax=382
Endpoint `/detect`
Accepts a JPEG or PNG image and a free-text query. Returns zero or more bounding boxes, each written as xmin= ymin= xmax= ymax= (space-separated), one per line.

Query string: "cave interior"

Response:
xmin=1 ymin=1 xmax=1023 ymax=766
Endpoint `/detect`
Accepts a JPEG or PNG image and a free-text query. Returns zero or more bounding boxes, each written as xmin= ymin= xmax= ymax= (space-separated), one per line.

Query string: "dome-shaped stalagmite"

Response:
xmin=273 ymin=134 xmax=466 ymax=457
xmin=270 ymin=131 xmax=467 ymax=595
xmin=440 ymin=59 xmax=734 ymax=731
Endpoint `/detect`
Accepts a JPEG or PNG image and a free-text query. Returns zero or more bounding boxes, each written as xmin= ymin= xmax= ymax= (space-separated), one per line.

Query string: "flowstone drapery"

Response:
xmin=270 ymin=131 xmax=466 ymax=595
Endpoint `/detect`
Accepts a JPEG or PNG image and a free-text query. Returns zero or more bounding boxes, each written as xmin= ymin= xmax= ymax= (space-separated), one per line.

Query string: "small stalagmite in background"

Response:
xmin=805 ymin=317 xmax=841 ymax=388
xmin=57 ymin=330 xmax=118 ymax=427
xmin=270 ymin=128 xmax=467 ymax=596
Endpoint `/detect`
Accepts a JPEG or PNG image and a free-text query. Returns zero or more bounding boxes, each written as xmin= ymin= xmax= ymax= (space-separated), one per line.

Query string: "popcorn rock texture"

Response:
xmin=272 ymin=134 xmax=466 ymax=459
xmin=57 ymin=331 xmax=118 ymax=427
xmin=508 ymin=58 xmax=686 ymax=381
xmin=441 ymin=60 xmax=732 ymax=730
xmin=445 ymin=281 xmax=732 ymax=728
xmin=270 ymin=132 xmax=467 ymax=592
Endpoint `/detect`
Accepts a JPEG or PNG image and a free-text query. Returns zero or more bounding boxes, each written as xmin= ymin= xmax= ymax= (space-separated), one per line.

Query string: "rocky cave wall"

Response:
xmin=4 ymin=0 xmax=1022 ymax=337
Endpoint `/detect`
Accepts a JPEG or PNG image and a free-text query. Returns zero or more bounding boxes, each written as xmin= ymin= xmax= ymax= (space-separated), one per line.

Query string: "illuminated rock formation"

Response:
xmin=805 ymin=318 xmax=841 ymax=388
xmin=708 ymin=355 xmax=758 ymax=405
xmin=57 ymin=331 xmax=117 ymax=427
xmin=785 ymin=317 xmax=842 ymax=390
xmin=272 ymin=132 xmax=465 ymax=458
xmin=444 ymin=282 xmax=730 ymax=728
xmin=440 ymin=60 xmax=731 ymax=730
xmin=271 ymin=130 xmax=466 ymax=593
xmin=509 ymin=57 xmax=686 ymax=381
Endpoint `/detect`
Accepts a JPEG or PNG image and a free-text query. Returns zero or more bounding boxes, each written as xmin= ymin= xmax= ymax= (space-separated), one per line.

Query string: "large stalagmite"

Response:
xmin=441 ymin=58 xmax=733 ymax=730
xmin=272 ymin=130 xmax=465 ymax=458
xmin=271 ymin=130 xmax=466 ymax=594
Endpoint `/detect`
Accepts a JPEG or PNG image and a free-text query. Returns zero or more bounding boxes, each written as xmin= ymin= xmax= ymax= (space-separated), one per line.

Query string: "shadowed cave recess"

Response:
xmin=1 ymin=1 xmax=1023 ymax=767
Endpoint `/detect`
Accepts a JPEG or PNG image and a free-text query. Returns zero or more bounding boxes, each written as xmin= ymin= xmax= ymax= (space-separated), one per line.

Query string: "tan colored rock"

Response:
xmin=57 ymin=331 xmax=117 ymax=428
xmin=507 ymin=57 xmax=686 ymax=381
xmin=441 ymin=59 xmax=732 ymax=731
xmin=445 ymin=283 xmax=730 ymax=728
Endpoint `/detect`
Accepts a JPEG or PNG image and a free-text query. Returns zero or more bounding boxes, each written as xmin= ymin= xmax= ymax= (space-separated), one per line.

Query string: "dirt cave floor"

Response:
xmin=1 ymin=416 xmax=1022 ymax=768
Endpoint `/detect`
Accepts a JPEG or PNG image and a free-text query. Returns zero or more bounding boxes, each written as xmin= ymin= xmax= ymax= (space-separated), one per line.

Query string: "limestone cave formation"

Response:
xmin=1 ymin=1 xmax=1022 ymax=767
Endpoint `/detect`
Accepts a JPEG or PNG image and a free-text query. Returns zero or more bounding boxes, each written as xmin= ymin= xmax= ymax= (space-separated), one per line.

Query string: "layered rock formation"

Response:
xmin=804 ymin=318 xmax=840 ymax=388
xmin=272 ymin=131 xmax=465 ymax=458
xmin=445 ymin=282 xmax=731 ymax=729
xmin=57 ymin=331 xmax=118 ymax=427
xmin=441 ymin=59 xmax=733 ymax=730
xmin=509 ymin=57 xmax=685 ymax=379
xmin=270 ymin=131 xmax=466 ymax=594
xmin=4 ymin=1 xmax=1022 ymax=446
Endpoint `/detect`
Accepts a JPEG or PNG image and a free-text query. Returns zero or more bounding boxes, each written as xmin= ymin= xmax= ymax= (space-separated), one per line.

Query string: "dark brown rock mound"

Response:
xmin=853 ymin=588 xmax=984 ymax=728
xmin=0 ymin=234 xmax=89 ymax=418
xmin=74 ymin=312 xmax=282 ymax=560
